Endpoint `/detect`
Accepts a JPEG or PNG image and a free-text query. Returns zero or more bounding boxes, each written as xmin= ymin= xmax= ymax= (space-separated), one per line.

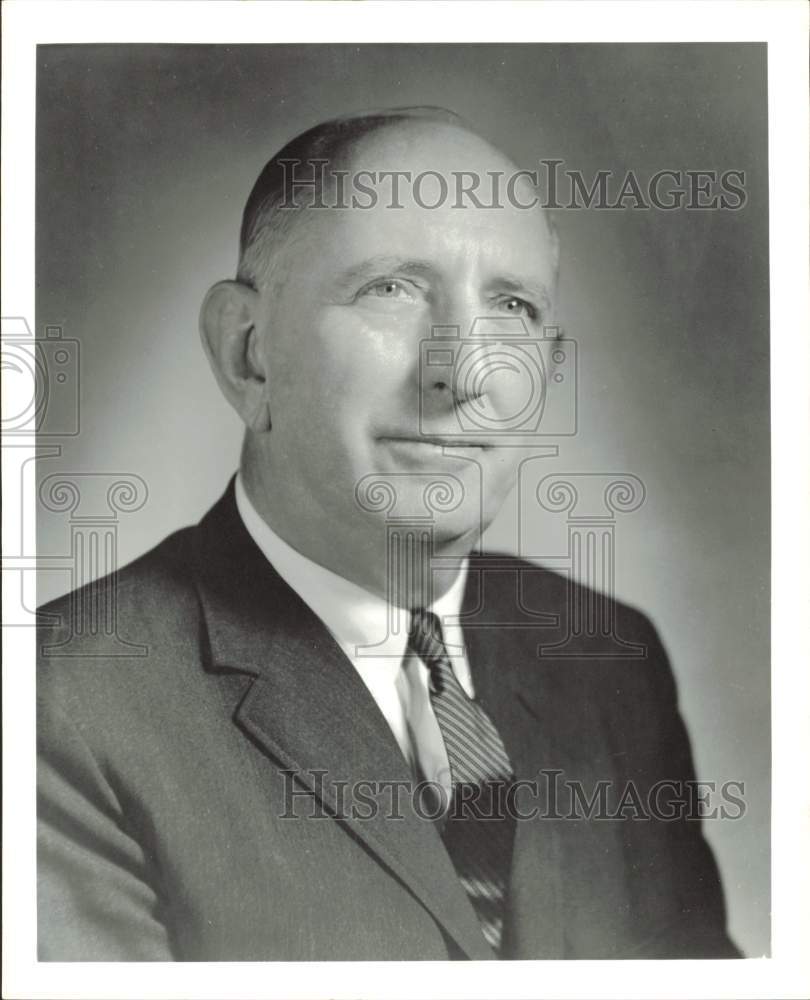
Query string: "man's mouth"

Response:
xmin=379 ymin=435 xmax=495 ymax=451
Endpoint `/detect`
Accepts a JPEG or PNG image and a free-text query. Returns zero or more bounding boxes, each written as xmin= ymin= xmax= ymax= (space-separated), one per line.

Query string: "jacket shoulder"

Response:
xmin=37 ymin=526 xmax=203 ymax=710
xmin=471 ymin=550 xmax=661 ymax=638
xmin=470 ymin=551 xmax=675 ymax=714
xmin=40 ymin=526 xmax=197 ymax=636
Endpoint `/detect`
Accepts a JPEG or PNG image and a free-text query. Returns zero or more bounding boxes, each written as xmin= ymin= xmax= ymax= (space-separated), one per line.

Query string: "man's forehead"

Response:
xmin=309 ymin=207 xmax=556 ymax=301
xmin=265 ymin=117 xmax=556 ymax=290
xmin=332 ymin=121 xmax=550 ymax=239
xmin=342 ymin=119 xmax=521 ymax=177
xmin=322 ymin=202 xmax=552 ymax=258
xmin=313 ymin=173 xmax=554 ymax=269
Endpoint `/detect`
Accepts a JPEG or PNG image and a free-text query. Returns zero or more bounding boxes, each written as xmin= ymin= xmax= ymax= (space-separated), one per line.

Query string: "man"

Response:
xmin=37 ymin=106 xmax=740 ymax=960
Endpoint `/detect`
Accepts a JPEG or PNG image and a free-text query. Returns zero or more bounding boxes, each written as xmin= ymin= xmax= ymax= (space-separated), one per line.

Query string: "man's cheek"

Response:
xmin=483 ymin=452 xmax=521 ymax=499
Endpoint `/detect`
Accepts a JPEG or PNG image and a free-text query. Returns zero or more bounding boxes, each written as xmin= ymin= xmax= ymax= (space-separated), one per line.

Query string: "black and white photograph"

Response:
xmin=2 ymin=3 xmax=809 ymax=999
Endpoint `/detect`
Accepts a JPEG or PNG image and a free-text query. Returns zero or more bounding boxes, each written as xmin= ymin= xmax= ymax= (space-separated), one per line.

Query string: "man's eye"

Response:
xmin=498 ymin=296 xmax=536 ymax=319
xmin=362 ymin=279 xmax=412 ymax=300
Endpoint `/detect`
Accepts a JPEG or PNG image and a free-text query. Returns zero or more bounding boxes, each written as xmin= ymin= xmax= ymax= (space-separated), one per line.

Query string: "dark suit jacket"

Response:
xmin=37 ymin=481 xmax=740 ymax=960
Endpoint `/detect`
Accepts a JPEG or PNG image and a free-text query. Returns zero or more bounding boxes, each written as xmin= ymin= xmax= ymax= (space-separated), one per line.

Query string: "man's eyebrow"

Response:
xmin=333 ymin=256 xmax=438 ymax=287
xmin=492 ymin=274 xmax=552 ymax=307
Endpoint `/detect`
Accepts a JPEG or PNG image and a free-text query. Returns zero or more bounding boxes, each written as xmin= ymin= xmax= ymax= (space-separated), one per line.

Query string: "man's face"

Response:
xmin=250 ymin=124 xmax=557 ymax=576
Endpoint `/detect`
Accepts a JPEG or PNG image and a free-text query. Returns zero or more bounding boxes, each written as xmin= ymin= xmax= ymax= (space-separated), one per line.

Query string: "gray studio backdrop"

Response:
xmin=35 ymin=43 xmax=769 ymax=956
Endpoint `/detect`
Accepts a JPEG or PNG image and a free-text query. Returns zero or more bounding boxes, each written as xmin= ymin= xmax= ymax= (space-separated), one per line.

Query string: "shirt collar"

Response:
xmin=234 ymin=473 xmax=469 ymax=661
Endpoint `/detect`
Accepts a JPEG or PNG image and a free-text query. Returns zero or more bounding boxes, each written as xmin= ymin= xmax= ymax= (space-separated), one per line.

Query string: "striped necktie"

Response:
xmin=407 ymin=607 xmax=516 ymax=954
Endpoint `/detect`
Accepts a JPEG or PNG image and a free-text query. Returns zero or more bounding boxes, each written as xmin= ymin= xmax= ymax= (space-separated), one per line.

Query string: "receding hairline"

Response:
xmin=237 ymin=106 xmax=549 ymax=288
xmin=338 ymin=119 xmax=525 ymax=179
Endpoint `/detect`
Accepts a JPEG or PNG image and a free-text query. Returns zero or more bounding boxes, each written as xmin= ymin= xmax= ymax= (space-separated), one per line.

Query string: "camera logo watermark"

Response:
xmin=2 ymin=316 xmax=149 ymax=651
xmin=2 ymin=318 xmax=80 ymax=438
xmin=419 ymin=319 xmax=577 ymax=446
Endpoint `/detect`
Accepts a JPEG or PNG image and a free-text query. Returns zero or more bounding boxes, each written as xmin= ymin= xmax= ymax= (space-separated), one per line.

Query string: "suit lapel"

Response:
xmin=189 ymin=484 xmax=494 ymax=960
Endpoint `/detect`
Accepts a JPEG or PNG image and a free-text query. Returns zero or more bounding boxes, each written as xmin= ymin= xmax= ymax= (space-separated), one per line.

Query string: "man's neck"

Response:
xmin=237 ymin=465 xmax=474 ymax=606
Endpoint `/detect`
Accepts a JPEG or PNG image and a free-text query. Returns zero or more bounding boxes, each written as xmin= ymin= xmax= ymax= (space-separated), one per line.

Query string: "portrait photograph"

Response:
xmin=2 ymin=3 xmax=809 ymax=1000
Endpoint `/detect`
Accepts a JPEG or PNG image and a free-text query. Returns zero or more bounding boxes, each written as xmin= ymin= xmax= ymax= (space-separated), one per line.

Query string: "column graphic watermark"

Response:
xmin=354 ymin=472 xmax=466 ymax=656
xmin=38 ymin=473 xmax=149 ymax=657
xmin=530 ymin=472 xmax=648 ymax=658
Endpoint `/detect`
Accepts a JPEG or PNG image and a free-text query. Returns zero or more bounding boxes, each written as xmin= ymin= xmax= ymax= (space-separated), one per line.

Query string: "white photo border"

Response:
xmin=3 ymin=2 xmax=808 ymax=998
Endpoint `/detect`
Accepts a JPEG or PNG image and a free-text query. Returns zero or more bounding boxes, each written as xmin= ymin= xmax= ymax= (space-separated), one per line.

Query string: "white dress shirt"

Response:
xmin=235 ymin=475 xmax=474 ymax=799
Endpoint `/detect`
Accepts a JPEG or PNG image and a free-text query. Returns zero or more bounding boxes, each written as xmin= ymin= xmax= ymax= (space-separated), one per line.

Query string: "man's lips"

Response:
xmin=379 ymin=435 xmax=495 ymax=450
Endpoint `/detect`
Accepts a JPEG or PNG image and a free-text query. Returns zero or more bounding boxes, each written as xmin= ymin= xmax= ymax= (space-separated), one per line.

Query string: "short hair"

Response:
xmin=237 ymin=106 xmax=474 ymax=289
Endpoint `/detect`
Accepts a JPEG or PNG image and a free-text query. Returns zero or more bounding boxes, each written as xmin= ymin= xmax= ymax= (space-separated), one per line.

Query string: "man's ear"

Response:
xmin=199 ymin=280 xmax=272 ymax=432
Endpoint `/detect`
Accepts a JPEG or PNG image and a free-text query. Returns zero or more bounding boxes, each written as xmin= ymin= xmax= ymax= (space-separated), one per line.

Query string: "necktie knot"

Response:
xmin=408 ymin=606 xmax=442 ymax=646
xmin=408 ymin=607 xmax=451 ymax=692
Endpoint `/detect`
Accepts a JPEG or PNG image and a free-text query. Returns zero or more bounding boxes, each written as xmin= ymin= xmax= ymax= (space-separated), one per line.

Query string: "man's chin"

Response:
xmin=431 ymin=516 xmax=487 ymax=554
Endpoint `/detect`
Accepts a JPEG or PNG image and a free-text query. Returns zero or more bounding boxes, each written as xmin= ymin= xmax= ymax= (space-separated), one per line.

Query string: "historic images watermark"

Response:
xmin=276 ymin=158 xmax=748 ymax=212
xmin=279 ymin=769 xmax=748 ymax=823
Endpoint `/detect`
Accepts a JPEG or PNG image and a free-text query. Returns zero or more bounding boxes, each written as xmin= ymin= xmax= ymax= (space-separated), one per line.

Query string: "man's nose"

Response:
xmin=421 ymin=294 xmax=482 ymax=402
xmin=422 ymin=326 xmax=455 ymax=395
